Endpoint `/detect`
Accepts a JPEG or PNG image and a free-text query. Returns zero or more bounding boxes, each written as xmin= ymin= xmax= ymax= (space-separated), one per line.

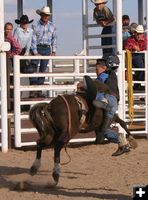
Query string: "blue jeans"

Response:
xmin=104 ymin=128 xmax=119 ymax=143
xmin=96 ymin=93 xmax=118 ymax=118
xmin=30 ymin=46 xmax=51 ymax=85
xmin=132 ymin=53 xmax=145 ymax=81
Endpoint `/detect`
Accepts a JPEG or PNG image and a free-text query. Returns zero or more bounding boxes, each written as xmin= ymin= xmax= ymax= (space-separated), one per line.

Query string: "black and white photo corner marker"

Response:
xmin=133 ymin=185 xmax=148 ymax=200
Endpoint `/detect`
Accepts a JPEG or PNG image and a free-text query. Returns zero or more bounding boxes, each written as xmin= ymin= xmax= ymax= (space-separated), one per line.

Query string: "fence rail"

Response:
xmin=0 ymin=53 xmax=148 ymax=152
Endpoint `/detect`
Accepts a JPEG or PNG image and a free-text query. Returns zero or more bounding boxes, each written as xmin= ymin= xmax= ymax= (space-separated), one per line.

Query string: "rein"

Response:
xmin=59 ymin=94 xmax=88 ymax=139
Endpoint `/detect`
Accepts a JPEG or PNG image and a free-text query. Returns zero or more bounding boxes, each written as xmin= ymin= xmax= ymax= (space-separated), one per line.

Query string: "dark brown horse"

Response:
xmin=29 ymin=93 xmax=136 ymax=185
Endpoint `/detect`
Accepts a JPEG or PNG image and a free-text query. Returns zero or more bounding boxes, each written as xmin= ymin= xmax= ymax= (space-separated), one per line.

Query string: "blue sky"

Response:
xmin=4 ymin=0 xmax=141 ymax=55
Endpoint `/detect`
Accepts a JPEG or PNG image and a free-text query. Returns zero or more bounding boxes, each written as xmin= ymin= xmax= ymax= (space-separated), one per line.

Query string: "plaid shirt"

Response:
xmin=124 ymin=35 xmax=147 ymax=51
xmin=31 ymin=19 xmax=57 ymax=54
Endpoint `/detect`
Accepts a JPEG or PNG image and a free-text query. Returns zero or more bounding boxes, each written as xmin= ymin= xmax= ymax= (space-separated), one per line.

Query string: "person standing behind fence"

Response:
xmin=122 ymin=15 xmax=131 ymax=47
xmin=124 ymin=25 xmax=147 ymax=90
xmin=93 ymin=0 xmax=115 ymax=56
xmin=30 ymin=6 xmax=57 ymax=98
xmin=14 ymin=15 xmax=34 ymax=72
xmin=5 ymin=22 xmax=22 ymax=72
xmin=5 ymin=22 xmax=22 ymax=111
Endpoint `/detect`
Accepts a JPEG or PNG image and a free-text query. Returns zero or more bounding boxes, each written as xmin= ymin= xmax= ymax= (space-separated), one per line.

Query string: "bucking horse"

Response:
xmin=29 ymin=81 xmax=137 ymax=185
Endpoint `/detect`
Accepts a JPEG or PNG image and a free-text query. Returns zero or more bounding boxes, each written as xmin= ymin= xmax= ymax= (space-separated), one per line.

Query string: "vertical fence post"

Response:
xmin=115 ymin=0 xmax=124 ymax=134
xmin=14 ymin=56 xmax=21 ymax=147
xmin=0 ymin=0 xmax=8 ymax=152
xmin=145 ymin=51 xmax=148 ymax=139
xmin=0 ymin=53 xmax=8 ymax=152
xmin=82 ymin=0 xmax=88 ymax=56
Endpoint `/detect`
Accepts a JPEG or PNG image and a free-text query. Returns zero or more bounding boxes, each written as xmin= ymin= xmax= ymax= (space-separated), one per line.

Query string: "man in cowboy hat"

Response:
xmin=30 ymin=6 xmax=57 ymax=98
xmin=124 ymin=24 xmax=147 ymax=90
xmin=92 ymin=0 xmax=115 ymax=56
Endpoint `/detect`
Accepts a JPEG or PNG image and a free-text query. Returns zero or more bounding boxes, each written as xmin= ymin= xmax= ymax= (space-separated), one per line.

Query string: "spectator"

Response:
xmin=5 ymin=22 xmax=22 ymax=71
xmin=122 ymin=15 xmax=130 ymax=27
xmin=124 ymin=25 xmax=147 ymax=90
xmin=30 ymin=6 xmax=57 ymax=98
xmin=5 ymin=22 xmax=22 ymax=111
xmin=14 ymin=14 xmax=34 ymax=72
xmin=93 ymin=0 xmax=115 ymax=56
xmin=122 ymin=15 xmax=131 ymax=46
xmin=14 ymin=15 xmax=33 ymax=56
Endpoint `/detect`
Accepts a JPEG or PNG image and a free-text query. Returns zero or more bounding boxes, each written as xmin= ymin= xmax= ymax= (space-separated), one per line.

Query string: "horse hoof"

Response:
xmin=30 ymin=166 xmax=38 ymax=176
xmin=52 ymin=171 xmax=59 ymax=184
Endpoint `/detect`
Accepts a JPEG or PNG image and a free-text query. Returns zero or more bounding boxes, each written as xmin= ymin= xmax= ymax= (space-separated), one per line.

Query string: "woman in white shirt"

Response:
xmin=14 ymin=15 xmax=33 ymax=56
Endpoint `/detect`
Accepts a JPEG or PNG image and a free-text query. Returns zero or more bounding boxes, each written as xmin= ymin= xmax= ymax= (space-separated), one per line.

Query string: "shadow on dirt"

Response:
xmin=0 ymin=165 xmax=131 ymax=200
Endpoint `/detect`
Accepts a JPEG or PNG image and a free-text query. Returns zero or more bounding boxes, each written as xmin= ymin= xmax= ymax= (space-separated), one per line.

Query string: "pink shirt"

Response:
xmin=5 ymin=33 xmax=22 ymax=58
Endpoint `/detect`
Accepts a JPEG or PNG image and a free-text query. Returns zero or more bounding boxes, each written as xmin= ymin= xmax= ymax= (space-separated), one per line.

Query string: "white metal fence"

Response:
xmin=13 ymin=55 xmax=99 ymax=148
xmin=0 ymin=52 xmax=8 ymax=153
xmin=0 ymin=53 xmax=148 ymax=152
xmin=122 ymin=51 xmax=148 ymax=136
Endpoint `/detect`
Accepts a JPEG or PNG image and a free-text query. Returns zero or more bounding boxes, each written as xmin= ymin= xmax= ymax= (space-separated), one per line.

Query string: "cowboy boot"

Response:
xmin=112 ymin=144 xmax=130 ymax=156
xmin=95 ymin=116 xmax=112 ymax=144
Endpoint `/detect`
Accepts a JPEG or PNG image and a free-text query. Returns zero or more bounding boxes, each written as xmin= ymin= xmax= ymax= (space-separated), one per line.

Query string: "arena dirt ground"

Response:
xmin=0 ymin=138 xmax=147 ymax=200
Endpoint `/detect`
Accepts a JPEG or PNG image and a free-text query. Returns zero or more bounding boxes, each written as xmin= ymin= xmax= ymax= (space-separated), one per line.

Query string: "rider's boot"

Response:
xmin=112 ymin=144 xmax=130 ymax=156
xmin=95 ymin=116 xmax=112 ymax=144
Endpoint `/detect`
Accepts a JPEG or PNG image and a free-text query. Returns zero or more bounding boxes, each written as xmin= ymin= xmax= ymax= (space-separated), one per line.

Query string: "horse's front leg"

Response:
xmin=30 ymin=140 xmax=46 ymax=175
xmin=52 ymin=141 xmax=64 ymax=184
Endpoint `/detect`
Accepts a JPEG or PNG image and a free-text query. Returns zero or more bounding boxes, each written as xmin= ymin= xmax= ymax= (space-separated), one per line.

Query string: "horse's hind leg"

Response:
xmin=52 ymin=141 xmax=65 ymax=185
xmin=30 ymin=140 xmax=46 ymax=175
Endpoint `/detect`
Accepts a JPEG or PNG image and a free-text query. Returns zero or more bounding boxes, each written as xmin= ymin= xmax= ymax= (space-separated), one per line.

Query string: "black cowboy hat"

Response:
xmin=15 ymin=15 xmax=34 ymax=24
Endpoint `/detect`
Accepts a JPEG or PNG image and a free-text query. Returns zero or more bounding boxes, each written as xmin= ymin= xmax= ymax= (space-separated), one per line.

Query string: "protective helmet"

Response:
xmin=103 ymin=54 xmax=120 ymax=70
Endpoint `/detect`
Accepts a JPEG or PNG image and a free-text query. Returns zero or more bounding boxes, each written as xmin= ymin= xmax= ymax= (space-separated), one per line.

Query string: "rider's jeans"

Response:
xmin=96 ymin=93 xmax=118 ymax=118
xmin=104 ymin=128 xmax=119 ymax=143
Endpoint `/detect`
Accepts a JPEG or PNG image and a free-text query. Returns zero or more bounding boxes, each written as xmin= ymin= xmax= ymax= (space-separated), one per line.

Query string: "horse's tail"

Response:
xmin=113 ymin=114 xmax=131 ymax=136
xmin=29 ymin=103 xmax=55 ymax=144
xmin=113 ymin=114 xmax=138 ymax=149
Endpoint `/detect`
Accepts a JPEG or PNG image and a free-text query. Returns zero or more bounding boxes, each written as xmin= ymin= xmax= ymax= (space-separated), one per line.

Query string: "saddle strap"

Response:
xmin=59 ymin=95 xmax=72 ymax=139
xmin=75 ymin=95 xmax=88 ymax=128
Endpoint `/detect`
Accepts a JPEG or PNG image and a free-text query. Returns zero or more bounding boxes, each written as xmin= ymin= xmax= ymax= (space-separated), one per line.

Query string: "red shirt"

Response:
xmin=124 ymin=34 xmax=147 ymax=51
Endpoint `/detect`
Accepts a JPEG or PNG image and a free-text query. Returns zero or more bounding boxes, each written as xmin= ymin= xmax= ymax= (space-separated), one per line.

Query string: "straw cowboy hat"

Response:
xmin=91 ymin=0 xmax=108 ymax=4
xmin=135 ymin=25 xmax=145 ymax=33
xmin=36 ymin=6 xmax=51 ymax=16
xmin=15 ymin=15 xmax=34 ymax=24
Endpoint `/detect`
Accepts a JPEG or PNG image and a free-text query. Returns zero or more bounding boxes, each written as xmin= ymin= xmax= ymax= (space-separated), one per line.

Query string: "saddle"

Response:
xmin=75 ymin=93 xmax=106 ymax=132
